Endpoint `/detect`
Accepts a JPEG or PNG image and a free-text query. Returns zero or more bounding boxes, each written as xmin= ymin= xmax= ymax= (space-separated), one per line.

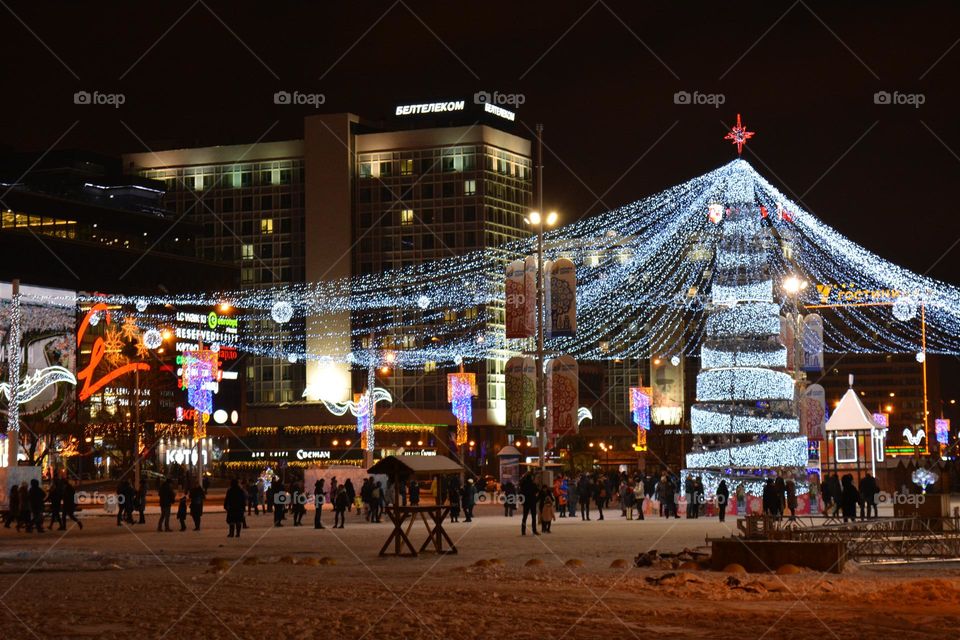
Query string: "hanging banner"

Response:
xmin=650 ymin=357 xmax=683 ymax=426
xmin=546 ymin=257 xmax=576 ymax=338
xmin=780 ymin=315 xmax=796 ymax=370
xmin=546 ymin=355 xmax=578 ymax=440
xmin=523 ymin=255 xmax=538 ymax=338
xmin=801 ymin=313 xmax=824 ymax=372
xmin=505 ymin=260 xmax=527 ymax=339
xmin=801 ymin=383 xmax=826 ymax=441
xmin=505 ymin=356 xmax=536 ymax=435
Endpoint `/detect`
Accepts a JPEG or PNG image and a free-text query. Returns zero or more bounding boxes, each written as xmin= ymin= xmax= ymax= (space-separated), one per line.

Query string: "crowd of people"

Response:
xmin=1 ymin=467 xmax=891 ymax=537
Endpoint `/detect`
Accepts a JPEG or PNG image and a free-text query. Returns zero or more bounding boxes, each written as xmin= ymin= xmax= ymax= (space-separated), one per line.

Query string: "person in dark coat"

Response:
xmin=461 ymin=479 xmax=476 ymax=522
xmin=28 ymin=479 xmax=46 ymax=533
xmin=314 ymin=478 xmax=326 ymax=529
xmin=333 ymin=486 xmax=348 ymax=528
xmin=773 ymin=477 xmax=787 ymax=517
xmin=176 ymin=493 xmax=188 ymax=531
xmin=827 ymin=473 xmax=842 ymax=517
xmin=61 ymin=479 xmax=82 ymax=529
xmin=409 ymin=478 xmax=420 ymax=506
xmin=188 ymin=484 xmax=205 ymax=531
xmin=17 ymin=483 xmax=31 ymax=531
xmin=762 ymin=479 xmax=776 ymax=516
xmin=859 ymin=474 xmax=878 ymax=520
xmin=48 ymin=479 xmax=63 ymax=530
xmin=136 ymin=483 xmax=147 ymax=524
xmin=519 ymin=470 xmax=538 ymax=535
xmin=716 ymin=480 xmax=730 ymax=523
xmin=272 ymin=479 xmax=287 ymax=527
xmin=157 ymin=479 xmax=175 ymax=532
xmin=4 ymin=483 xmax=19 ymax=528
xmin=786 ymin=480 xmax=798 ymax=520
xmin=502 ymin=480 xmax=517 ymax=517
xmin=593 ymin=477 xmax=605 ymax=521
xmin=840 ymin=474 xmax=860 ymax=523
xmin=224 ymin=478 xmax=247 ymax=537
xmin=578 ymin=475 xmax=592 ymax=520
xmin=290 ymin=482 xmax=306 ymax=526
xmin=344 ymin=479 xmax=356 ymax=513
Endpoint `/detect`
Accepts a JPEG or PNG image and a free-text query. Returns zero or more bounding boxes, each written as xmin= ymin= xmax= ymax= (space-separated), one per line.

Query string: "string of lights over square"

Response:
xmin=39 ymin=117 xmax=960 ymax=370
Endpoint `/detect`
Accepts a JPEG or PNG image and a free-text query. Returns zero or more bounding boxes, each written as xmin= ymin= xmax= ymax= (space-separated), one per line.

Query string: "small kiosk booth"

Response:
xmin=367 ymin=454 xmax=464 ymax=557
xmin=824 ymin=384 xmax=886 ymax=479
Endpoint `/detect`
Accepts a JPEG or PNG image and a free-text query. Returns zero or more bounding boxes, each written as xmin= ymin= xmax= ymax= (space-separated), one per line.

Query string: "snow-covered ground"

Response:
xmin=1 ymin=504 xmax=958 ymax=639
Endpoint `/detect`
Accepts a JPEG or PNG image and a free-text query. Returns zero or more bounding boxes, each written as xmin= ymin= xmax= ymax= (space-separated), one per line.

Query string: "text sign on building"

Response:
xmin=394 ymin=101 xmax=465 ymax=116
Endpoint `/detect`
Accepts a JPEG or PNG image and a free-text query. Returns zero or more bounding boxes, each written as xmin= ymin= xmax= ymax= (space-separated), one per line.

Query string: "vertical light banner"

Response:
xmin=447 ymin=372 xmax=477 ymax=446
xmin=505 ymin=260 xmax=528 ymax=339
xmin=181 ymin=349 xmax=219 ymax=439
xmin=935 ymin=418 xmax=950 ymax=445
xmin=630 ymin=387 xmax=651 ymax=451
xmin=546 ymin=355 xmax=578 ymax=444
xmin=546 ymin=257 xmax=576 ymax=338
xmin=802 ymin=383 xmax=827 ymax=440
xmin=801 ymin=314 xmax=824 ymax=372
xmin=780 ymin=315 xmax=796 ymax=371
xmin=506 ymin=356 xmax=536 ymax=435
xmin=523 ymin=255 xmax=537 ymax=338
xmin=650 ymin=357 xmax=683 ymax=426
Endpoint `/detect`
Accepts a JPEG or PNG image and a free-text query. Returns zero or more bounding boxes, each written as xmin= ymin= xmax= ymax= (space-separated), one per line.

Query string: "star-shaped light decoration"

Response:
xmin=724 ymin=113 xmax=755 ymax=155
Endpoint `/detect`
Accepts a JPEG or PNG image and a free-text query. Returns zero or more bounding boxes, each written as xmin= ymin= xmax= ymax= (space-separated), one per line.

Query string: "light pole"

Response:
xmin=782 ymin=274 xmax=808 ymax=415
xmin=526 ymin=208 xmax=558 ymax=480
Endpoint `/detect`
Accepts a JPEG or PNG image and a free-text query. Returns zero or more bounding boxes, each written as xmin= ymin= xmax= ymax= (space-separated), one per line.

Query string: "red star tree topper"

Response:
xmin=724 ymin=113 xmax=754 ymax=155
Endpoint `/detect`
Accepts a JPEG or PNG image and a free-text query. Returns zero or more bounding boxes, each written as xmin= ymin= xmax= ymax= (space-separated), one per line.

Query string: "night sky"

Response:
xmin=2 ymin=1 xmax=959 ymax=286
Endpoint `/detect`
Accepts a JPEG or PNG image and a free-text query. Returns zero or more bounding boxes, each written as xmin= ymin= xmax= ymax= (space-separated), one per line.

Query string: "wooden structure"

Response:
xmin=367 ymin=455 xmax=463 ymax=557
xmin=824 ymin=385 xmax=885 ymax=479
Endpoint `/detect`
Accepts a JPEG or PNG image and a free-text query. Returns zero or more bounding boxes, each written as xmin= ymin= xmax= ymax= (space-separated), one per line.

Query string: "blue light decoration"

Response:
xmin=630 ymin=387 xmax=651 ymax=451
xmin=935 ymin=418 xmax=950 ymax=445
xmin=180 ymin=349 xmax=218 ymax=437
xmin=447 ymin=372 xmax=477 ymax=446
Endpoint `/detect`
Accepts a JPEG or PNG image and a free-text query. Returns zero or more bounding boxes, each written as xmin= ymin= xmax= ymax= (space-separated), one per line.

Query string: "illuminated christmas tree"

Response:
xmin=683 ymin=170 xmax=808 ymax=497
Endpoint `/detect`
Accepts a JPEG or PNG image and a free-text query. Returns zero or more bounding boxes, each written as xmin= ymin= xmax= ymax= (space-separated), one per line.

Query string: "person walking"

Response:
xmin=290 ymin=482 xmax=306 ymax=526
xmin=61 ymin=479 xmax=82 ymax=530
xmin=538 ymin=485 xmax=555 ymax=533
xmin=4 ymin=483 xmax=19 ymax=528
xmin=28 ymin=479 xmax=46 ymax=533
xmin=17 ymin=483 xmax=31 ymax=531
xmin=716 ymin=480 xmax=730 ymax=523
xmin=344 ymin=479 xmax=356 ymax=513
xmin=224 ymin=478 xmax=247 ymax=538
xmin=188 ymin=483 xmax=205 ymax=531
xmin=409 ymin=478 xmax=420 ymax=506
xmin=314 ymin=478 xmax=326 ymax=529
xmin=773 ymin=477 xmax=787 ymax=517
xmin=461 ymin=479 xmax=476 ymax=523
xmin=157 ymin=479 xmax=175 ymax=532
xmin=333 ymin=486 xmax=348 ymax=528
xmin=370 ymin=481 xmax=383 ymax=523
xmin=502 ymin=480 xmax=516 ymax=517
xmin=786 ymin=479 xmax=798 ymax=520
xmin=247 ymin=478 xmax=260 ymax=515
xmin=176 ymin=492 xmax=188 ymax=531
xmin=578 ymin=474 xmax=592 ymax=521
xmin=593 ymin=477 xmax=605 ymax=521
xmin=840 ymin=474 xmax=860 ymax=523
xmin=48 ymin=479 xmax=63 ymax=531
xmin=633 ymin=476 xmax=645 ymax=520
xmin=567 ymin=476 xmax=578 ymax=518
xmin=273 ymin=480 xmax=287 ymax=527
xmin=519 ymin=470 xmax=539 ymax=535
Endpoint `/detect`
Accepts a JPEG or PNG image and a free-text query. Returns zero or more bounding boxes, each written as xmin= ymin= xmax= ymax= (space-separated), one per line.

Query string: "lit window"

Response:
xmin=400 ymin=159 xmax=414 ymax=176
xmin=424 ymin=361 xmax=436 ymax=373
xmin=835 ymin=436 xmax=858 ymax=463
xmin=241 ymin=244 xmax=254 ymax=260
xmin=444 ymin=310 xmax=457 ymax=322
xmin=260 ymin=219 xmax=274 ymax=234
xmin=359 ymin=162 xmax=372 ymax=178
xmin=464 ymin=179 xmax=476 ymax=196
xmin=241 ymin=267 xmax=255 ymax=284
xmin=401 ymin=209 xmax=414 ymax=226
